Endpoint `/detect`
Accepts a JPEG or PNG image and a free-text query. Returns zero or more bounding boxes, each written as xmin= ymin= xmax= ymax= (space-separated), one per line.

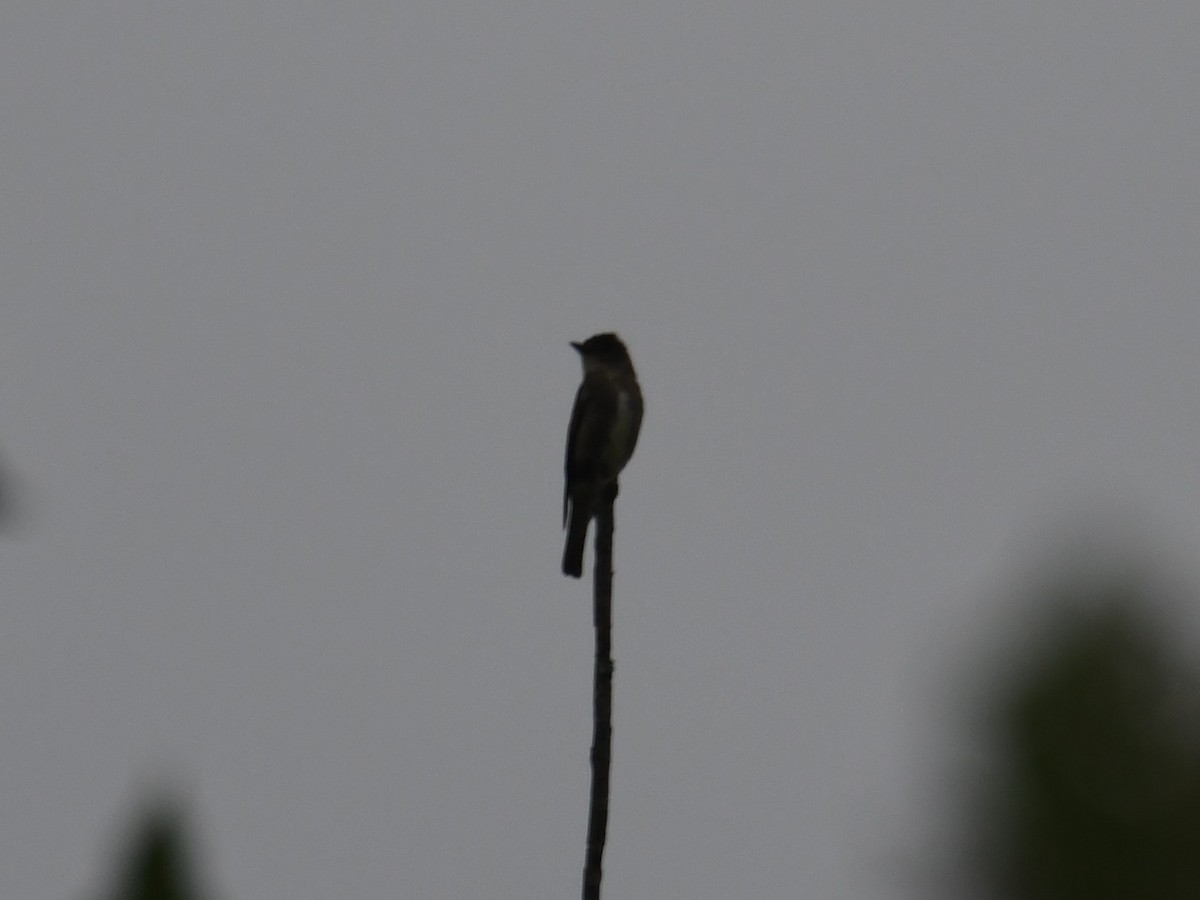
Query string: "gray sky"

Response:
xmin=2 ymin=4 xmax=1199 ymax=898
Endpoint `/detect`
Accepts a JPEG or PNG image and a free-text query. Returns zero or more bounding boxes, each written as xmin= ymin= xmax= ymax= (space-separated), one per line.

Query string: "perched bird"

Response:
xmin=562 ymin=333 xmax=643 ymax=578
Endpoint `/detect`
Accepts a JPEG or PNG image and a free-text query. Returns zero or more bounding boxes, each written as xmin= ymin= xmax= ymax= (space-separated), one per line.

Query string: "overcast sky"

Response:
xmin=3 ymin=4 xmax=1200 ymax=899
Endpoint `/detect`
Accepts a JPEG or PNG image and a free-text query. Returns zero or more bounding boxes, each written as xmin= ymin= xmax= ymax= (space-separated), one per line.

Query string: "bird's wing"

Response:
xmin=563 ymin=375 xmax=619 ymax=523
xmin=564 ymin=381 xmax=587 ymax=526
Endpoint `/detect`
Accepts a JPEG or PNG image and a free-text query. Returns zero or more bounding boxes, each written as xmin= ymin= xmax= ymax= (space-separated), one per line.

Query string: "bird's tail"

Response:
xmin=562 ymin=499 xmax=591 ymax=578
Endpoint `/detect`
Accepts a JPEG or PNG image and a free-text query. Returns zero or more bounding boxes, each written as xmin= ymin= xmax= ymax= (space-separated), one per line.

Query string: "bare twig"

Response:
xmin=582 ymin=482 xmax=618 ymax=900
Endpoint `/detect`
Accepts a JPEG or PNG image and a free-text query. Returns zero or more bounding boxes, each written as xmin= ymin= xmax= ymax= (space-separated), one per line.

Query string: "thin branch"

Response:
xmin=582 ymin=482 xmax=618 ymax=900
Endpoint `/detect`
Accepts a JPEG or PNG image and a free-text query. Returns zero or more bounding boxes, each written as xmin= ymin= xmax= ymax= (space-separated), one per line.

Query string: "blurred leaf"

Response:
xmin=968 ymin=579 xmax=1200 ymax=899
xmin=97 ymin=798 xmax=213 ymax=900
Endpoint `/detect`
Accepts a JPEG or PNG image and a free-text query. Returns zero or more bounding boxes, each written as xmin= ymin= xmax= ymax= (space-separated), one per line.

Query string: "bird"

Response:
xmin=562 ymin=333 xmax=643 ymax=578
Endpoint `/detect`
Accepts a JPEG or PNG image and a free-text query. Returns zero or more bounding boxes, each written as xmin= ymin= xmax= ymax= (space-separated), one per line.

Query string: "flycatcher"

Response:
xmin=562 ymin=333 xmax=643 ymax=578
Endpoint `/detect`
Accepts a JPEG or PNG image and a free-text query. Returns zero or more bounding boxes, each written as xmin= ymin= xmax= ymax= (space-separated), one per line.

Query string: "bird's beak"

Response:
xmin=570 ymin=341 xmax=584 ymax=353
